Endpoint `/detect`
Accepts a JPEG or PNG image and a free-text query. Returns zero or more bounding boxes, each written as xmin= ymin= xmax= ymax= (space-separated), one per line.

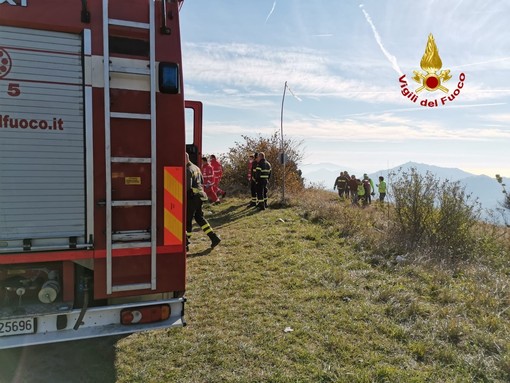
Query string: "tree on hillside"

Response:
xmin=496 ymin=174 xmax=510 ymax=226
xmin=219 ymin=133 xmax=305 ymax=198
xmin=496 ymin=174 xmax=510 ymax=209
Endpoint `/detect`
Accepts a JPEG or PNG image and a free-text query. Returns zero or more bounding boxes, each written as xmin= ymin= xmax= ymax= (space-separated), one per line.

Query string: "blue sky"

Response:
xmin=179 ymin=0 xmax=510 ymax=177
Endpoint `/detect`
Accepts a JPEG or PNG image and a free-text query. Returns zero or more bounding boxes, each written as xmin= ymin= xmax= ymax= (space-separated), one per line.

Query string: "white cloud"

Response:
xmin=182 ymin=42 xmax=398 ymax=101
xmin=276 ymin=114 xmax=510 ymax=143
xmin=483 ymin=113 xmax=510 ymax=123
xmin=183 ymin=42 xmax=509 ymax=108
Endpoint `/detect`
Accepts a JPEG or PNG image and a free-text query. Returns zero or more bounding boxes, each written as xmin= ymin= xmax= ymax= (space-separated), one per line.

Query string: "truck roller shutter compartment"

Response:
xmin=0 ymin=26 xmax=86 ymax=252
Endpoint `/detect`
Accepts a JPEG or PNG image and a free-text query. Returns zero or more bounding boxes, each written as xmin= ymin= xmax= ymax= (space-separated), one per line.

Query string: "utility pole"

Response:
xmin=279 ymin=81 xmax=301 ymax=203
xmin=280 ymin=81 xmax=287 ymax=202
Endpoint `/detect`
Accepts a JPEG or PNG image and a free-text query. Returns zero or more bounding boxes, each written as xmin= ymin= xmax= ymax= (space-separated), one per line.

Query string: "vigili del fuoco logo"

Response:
xmin=399 ymin=33 xmax=465 ymax=108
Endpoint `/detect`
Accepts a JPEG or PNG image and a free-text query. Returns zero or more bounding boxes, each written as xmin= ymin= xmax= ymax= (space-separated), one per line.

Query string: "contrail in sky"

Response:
xmin=451 ymin=56 xmax=510 ymax=70
xmin=265 ymin=1 xmax=276 ymax=23
xmin=359 ymin=4 xmax=403 ymax=76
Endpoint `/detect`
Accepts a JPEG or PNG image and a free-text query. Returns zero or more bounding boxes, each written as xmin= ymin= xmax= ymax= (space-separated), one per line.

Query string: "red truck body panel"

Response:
xmin=0 ymin=0 xmax=192 ymax=347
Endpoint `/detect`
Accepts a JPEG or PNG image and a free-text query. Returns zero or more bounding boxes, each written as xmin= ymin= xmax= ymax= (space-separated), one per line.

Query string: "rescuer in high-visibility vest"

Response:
xmin=377 ymin=176 xmax=387 ymax=203
xmin=254 ymin=152 xmax=271 ymax=210
xmin=201 ymin=156 xmax=219 ymax=204
xmin=356 ymin=178 xmax=366 ymax=207
xmin=186 ymin=153 xmax=221 ymax=251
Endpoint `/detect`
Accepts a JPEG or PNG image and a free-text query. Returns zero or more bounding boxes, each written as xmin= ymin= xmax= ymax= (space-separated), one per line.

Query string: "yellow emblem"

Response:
xmin=412 ymin=34 xmax=451 ymax=93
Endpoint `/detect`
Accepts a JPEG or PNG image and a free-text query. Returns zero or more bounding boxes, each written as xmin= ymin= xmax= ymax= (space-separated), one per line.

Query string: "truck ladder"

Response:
xmin=102 ymin=0 xmax=157 ymax=294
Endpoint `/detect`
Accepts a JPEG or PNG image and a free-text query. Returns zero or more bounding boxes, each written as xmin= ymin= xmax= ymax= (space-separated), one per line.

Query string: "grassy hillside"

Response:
xmin=115 ymin=195 xmax=510 ymax=383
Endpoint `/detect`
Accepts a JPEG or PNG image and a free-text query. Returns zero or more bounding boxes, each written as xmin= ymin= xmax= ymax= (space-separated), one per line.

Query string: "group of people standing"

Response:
xmin=185 ymin=152 xmax=222 ymax=252
xmin=333 ymin=171 xmax=387 ymax=207
xmin=248 ymin=152 xmax=272 ymax=210
xmin=184 ymin=150 xmax=273 ymax=252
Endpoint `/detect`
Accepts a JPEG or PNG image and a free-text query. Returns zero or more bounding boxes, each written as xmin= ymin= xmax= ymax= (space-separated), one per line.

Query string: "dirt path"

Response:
xmin=0 ymin=335 xmax=125 ymax=383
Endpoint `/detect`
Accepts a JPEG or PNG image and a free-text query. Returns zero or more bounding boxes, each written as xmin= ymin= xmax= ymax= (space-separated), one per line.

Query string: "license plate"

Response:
xmin=0 ymin=318 xmax=36 ymax=337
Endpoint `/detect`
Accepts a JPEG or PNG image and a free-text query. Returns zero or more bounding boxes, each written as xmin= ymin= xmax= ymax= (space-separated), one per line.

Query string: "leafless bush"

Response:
xmin=389 ymin=168 xmax=482 ymax=261
xmin=219 ymin=133 xmax=305 ymax=197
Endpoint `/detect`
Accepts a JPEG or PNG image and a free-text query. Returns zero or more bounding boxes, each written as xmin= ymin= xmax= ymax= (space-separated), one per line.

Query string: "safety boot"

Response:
xmin=208 ymin=233 xmax=221 ymax=248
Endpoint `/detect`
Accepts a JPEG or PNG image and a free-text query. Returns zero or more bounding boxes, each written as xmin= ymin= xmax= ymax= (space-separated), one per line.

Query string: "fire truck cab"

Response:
xmin=0 ymin=0 xmax=196 ymax=348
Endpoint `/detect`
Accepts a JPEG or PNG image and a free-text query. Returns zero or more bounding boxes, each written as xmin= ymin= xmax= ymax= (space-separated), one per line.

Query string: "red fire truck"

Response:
xmin=0 ymin=0 xmax=200 ymax=348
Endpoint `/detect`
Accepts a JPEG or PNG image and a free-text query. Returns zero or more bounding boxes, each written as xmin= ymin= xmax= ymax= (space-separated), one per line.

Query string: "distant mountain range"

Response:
xmin=300 ymin=161 xmax=509 ymax=223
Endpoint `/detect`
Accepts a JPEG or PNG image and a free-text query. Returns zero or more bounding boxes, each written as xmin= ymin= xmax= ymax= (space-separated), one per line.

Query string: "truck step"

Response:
xmin=109 ymin=65 xmax=150 ymax=75
xmin=108 ymin=19 xmax=150 ymax=30
xmin=112 ymin=241 xmax=151 ymax=249
xmin=112 ymin=231 xmax=150 ymax=242
xmin=111 ymin=157 xmax=151 ymax=164
xmin=111 ymin=283 xmax=152 ymax=293
xmin=111 ymin=200 xmax=151 ymax=207
xmin=110 ymin=112 xmax=151 ymax=120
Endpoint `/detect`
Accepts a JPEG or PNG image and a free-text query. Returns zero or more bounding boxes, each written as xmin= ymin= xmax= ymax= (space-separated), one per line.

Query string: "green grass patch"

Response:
xmin=115 ymin=198 xmax=510 ymax=382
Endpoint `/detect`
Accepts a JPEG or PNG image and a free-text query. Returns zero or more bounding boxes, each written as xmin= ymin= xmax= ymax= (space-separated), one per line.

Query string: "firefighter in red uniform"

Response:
xmin=210 ymin=155 xmax=226 ymax=198
xmin=247 ymin=153 xmax=255 ymax=183
xmin=254 ymin=152 xmax=271 ymax=210
xmin=186 ymin=153 xmax=221 ymax=251
xmin=201 ymin=156 xmax=219 ymax=203
xmin=249 ymin=152 xmax=258 ymax=206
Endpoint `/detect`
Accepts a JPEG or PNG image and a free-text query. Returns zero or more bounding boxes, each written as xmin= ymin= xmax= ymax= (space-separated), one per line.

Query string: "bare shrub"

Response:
xmin=219 ymin=133 xmax=305 ymax=197
xmin=390 ymin=168 xmax=437 ymax=250
xmin=389 ymin=168 xmax=483 ymax=261
xmin=433 ymin=180 xmax=481 ymax=260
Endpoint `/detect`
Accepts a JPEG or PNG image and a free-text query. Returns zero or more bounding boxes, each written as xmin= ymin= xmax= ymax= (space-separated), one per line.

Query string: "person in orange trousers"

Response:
xmin=210 ymin=154 xmax=226 ymax=198
xmin=201 ymin=156 xmax=219 ymax=203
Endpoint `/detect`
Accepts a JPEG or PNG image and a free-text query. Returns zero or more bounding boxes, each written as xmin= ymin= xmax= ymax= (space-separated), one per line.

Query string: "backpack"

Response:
xmin=363 ymin=179 xmax=371 ymax=192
